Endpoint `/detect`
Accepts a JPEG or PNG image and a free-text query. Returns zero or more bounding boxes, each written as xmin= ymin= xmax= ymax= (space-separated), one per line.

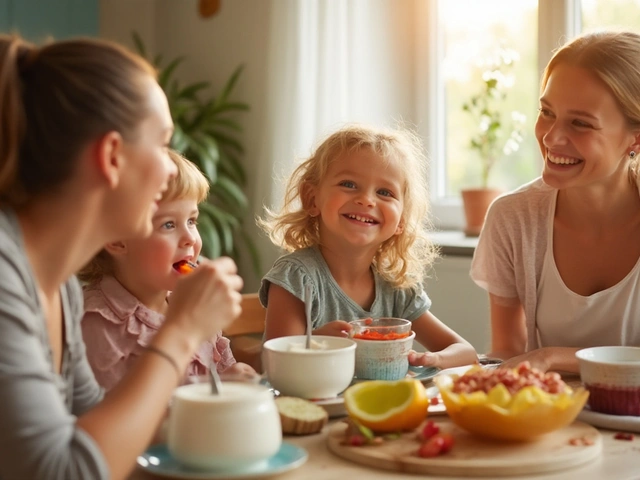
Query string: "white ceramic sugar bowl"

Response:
xmin=167 ymin=382 xmax=282 ymax=472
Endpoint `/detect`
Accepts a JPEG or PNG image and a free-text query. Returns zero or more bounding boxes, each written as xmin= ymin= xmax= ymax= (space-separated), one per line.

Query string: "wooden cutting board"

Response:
xmin=327 ymin=418 xmax=602 ymax=477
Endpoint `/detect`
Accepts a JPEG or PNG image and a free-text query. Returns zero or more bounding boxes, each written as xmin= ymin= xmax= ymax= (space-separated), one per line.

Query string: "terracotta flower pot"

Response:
xmin=461 ymin=188 xmax=502 ymax=237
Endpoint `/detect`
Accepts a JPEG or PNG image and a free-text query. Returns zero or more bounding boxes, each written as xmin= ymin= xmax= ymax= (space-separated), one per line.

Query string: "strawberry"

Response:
xmin=348 ymin=435 xmax=366 ymax=446
xmin=436 ymin=432 xmax=455 ymax=453
xmin=417 ymin=435 xmax=445 ymax=457
xmin=420 ymin=420 xmax=440 ymax=441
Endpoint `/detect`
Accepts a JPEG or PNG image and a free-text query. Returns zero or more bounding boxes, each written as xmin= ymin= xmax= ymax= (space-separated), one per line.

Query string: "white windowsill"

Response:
xmin=429 ymin=230 xmax=478 ymax=257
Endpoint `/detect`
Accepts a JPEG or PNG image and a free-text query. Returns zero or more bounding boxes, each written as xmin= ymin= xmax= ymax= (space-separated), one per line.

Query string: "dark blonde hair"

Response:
xmin=78 ymin=150 xmax=210 ymax=285
xmin=542 ymin=31 xmax=640 ymax=178
xmin=0 ymin=34 xmax=156 ymax=204
xmin=259 ymin=124 xmax=438 ymax=289
xmin=163 ymin=150 xmax=210 ymax=204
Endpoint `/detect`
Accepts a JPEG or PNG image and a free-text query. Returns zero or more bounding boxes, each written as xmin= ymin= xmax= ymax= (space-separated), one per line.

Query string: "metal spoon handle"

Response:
xmin=304 ymin=283 xmax=313 ymax=349
xmin=209 ymin=364 xmax=222 ymax=395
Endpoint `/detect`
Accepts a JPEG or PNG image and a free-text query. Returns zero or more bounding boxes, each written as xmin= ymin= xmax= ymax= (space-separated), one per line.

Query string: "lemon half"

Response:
xmin=343 ymin=379 xmax=429 ymax=433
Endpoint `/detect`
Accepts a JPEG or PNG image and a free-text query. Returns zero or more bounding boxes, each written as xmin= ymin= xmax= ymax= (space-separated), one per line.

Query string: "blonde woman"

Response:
xmin=472 ymin=31 xmax=640 ymax=373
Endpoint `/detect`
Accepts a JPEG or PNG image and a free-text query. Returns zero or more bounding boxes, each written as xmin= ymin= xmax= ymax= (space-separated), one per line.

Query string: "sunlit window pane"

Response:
xmin=581 ymin=0 xmax=640 ymax=31
xmin=439 ymin=0 xmax=539 ymax=197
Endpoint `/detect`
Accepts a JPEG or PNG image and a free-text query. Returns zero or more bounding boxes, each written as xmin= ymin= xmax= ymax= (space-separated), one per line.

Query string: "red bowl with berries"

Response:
xmin=576 ymin=346 xmax=640 ymax=417
xmin=434 ymin=362 xmax=589 ymax=441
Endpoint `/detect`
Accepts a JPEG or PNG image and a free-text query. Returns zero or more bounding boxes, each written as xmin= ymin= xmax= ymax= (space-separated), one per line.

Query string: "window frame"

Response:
xmin=420 ymin=0 xmax=581 ymax=230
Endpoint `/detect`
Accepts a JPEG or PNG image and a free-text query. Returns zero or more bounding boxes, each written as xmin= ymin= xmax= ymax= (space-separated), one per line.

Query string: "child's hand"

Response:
xmin=313 ymin=320 xmax=352 ymax=337
xmin=220 ymin=362 xmax=259 ymax=381
xmin=408 ymin=350 xmax=441 ymax=368
xmin=166 ymin=257 xmax=243 ymax=343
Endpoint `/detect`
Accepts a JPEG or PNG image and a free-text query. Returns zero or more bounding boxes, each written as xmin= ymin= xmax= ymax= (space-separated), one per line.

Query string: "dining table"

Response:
xmin=131 ymin=370 xmax=640 ymax=480
xmin=131 ymin=416 xmax=640 ymax=480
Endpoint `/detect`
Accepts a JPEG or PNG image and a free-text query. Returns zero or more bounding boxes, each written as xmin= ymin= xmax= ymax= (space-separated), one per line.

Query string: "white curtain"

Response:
xmin=248 ymin=0 xmax=418 ymax=284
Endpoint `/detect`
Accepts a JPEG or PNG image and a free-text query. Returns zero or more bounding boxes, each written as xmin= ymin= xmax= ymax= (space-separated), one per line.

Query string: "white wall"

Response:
xmin=98 ymin=3 xmax=490 ymax=354
xmin=100 ymin=0 xmax=274 ymax=291
xmin=100 ymin=0 xmax=156 ymax=52
xmin=100 ymin=0 xmax=420 ymax=292
xmin=425 ymin=256 xmax=491 ymax=353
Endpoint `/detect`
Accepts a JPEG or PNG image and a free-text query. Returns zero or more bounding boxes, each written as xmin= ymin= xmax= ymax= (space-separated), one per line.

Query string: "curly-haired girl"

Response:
xmin=259 ymin=124 xmax=476 ymax=369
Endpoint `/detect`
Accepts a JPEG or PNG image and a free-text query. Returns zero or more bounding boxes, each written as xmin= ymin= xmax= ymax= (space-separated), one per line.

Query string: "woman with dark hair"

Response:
xmin=0 ymin=34 xmax=243 ymax=479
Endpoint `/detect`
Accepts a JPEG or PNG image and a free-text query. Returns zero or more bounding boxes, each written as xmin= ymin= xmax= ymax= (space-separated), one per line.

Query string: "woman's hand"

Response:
xmin=499 ymin=349 xmax=552 ymax=372
xmin=498 ymin=347 xmax=580 ymax=374
xmin=313 ymin=320 xmax=352 ymax=337
xmin=166 ymin=257 xmax=243 ymax=343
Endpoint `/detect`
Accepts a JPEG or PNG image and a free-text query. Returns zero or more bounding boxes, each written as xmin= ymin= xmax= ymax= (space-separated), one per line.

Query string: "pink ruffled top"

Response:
xmin=81 ymin=276 xmax=236 ymax=391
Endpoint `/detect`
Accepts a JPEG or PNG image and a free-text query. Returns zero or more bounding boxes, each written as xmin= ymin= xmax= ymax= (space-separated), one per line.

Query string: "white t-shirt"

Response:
xmin=471 ymin=176 xmax=640 ymax=351
xmin=536 ymin=192 xmax=640 ymax=347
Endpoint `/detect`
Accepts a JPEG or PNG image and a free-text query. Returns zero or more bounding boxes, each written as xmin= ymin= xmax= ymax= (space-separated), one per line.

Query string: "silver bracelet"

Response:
xmin=146 ymin=345 xmax=181 ymax=380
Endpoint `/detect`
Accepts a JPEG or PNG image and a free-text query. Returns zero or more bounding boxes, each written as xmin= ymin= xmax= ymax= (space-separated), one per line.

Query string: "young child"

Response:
xmin=80 ymin=150 xmax=256 ymax=390
xmin=258 ymin=124 xmax=477 ymax=369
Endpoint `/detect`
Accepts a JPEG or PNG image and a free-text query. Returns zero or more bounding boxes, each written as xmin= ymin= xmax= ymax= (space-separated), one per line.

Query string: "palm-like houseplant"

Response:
xmin=132 ymin=33 xmax=260 ymax=275
xmin=460 ymin=47 xmax=525 ymax=236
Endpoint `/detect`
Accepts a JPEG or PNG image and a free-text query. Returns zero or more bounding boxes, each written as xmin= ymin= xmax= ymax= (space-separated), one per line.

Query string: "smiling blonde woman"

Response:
xmin=471 ymin=30 xmax=640 ymax=374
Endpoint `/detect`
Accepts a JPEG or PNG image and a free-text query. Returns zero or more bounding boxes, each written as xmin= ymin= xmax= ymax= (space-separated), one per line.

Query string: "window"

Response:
xmin=424 ymin=0 xmax=640 ymax=230
xmin=439 ymin=0 xmax=538 ymax=198
xmin=581 ymin=0 xmax=640 ymax=31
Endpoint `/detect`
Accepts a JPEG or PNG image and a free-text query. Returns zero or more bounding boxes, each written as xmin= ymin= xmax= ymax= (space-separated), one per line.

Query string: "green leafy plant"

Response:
xmin=462 ymin=47 xmax=526 ymax=189
xmin=132 ymin=32 xmax=260 ymax=276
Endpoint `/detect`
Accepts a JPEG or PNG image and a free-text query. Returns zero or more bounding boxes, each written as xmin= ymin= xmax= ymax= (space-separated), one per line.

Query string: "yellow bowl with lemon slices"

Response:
xmin=435 ymin=364 xmax=589 ymax=441
xmin=343 ymin=378 xmax=429 ymax=433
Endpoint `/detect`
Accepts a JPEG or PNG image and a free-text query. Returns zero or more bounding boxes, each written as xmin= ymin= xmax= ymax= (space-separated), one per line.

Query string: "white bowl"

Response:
xmin=262 ymin=335 xmax=356 ymax=399
xmin=168 ymin=382 xmax=282 ymax=471
xmin=576 ymin=346 xmax=640 ymax=416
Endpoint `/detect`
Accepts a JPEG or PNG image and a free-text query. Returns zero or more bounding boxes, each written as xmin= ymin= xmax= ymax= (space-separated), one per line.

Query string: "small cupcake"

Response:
xmin=275 ymin=397 xmax=329 ymax=435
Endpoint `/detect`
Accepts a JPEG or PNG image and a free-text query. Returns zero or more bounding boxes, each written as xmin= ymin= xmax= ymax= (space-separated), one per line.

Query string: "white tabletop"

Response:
xmin=279 ymin=424 xmax=637 ymax=480
xmin=132 ymin=419 xmax=639 ymax=480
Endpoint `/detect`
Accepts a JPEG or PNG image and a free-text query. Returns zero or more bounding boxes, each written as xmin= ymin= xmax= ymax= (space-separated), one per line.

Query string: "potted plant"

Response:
xmin=460 ymin=47 xmax=525 ymax=236
xmin=132 ymin=33 xmax=261 ymax=276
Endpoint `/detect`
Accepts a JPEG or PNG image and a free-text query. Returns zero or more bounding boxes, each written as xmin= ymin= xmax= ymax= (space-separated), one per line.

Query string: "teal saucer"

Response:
xmin=407 ymin=365 xmax=440 ymax=382
xmin=353 ymin=365 xmax=440 ymax=383
xmin=137 ymin=442 xmax=308 ymax=479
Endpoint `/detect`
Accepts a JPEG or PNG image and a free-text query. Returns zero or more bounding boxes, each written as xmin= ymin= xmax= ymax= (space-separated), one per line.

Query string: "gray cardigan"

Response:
xmin=470 ymin=177 xmax=551 ymax=351
xmin=0 ymin=209 xmax=107 ymax=479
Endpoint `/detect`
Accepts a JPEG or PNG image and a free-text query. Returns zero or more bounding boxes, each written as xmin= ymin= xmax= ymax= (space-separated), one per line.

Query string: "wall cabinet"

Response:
xmin=0 ymin=0 xmax=97 ymax=40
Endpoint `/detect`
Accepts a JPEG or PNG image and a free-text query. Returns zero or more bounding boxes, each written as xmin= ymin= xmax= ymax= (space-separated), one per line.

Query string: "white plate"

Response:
xmin=264 ymin=366 xmax=441 ymax=418
xmin=425 ymin=385 xmax=446 ymax=415
xmin=312 ymin=396 xmax=347 ymax=418
xmin=577 ymin=407 xmax=640 ymax=433
xmin=435 ymin=365 xmax=475 ymax=378
xmin=137 ymin=442 xmax=307 ymax=479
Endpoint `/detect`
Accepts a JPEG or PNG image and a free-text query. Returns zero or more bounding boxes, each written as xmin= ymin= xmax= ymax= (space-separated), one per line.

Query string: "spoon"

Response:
xmin=173 ymin=260 xmax=222 ymax=393
xmin=209 ymin=362 xmax=222 ymax=395
xmin=173 ymin=259 xmax=198 ymax=274
xmin=304 ymin=283 xmax=313 ymax=349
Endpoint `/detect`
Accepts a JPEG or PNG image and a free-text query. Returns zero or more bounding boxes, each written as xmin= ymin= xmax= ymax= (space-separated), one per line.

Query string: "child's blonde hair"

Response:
xmin=78 ymin=150 xmax=209 ymax=285
xmin=259 ymin=124 xmax=438 ymax=289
